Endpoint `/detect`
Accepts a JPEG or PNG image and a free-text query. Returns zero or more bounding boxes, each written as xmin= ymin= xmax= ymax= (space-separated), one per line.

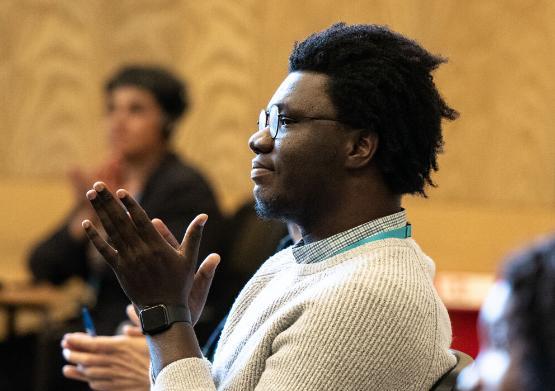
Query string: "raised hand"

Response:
xmin=82 ymin=181 xmax=219 ymax=313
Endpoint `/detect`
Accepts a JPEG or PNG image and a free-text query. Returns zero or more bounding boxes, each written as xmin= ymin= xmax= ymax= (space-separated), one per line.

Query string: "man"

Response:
xmin=66 ymin=23 xmax=459 ymax=389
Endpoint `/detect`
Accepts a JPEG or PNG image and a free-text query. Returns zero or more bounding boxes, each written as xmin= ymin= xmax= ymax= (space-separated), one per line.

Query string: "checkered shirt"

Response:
xmin=292 ymin=210 xmax=408 ymax=264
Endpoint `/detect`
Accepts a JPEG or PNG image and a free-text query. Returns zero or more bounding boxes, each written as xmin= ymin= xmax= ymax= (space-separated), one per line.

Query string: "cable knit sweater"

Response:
xmin=154 ymin=238 xmax=455 ymax=390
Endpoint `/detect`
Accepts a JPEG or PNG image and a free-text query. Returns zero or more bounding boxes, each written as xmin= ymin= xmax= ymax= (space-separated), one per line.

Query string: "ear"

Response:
xmin=161 ymin=116 xmax=175 ymax=141
xmin=344 ymin=130 xmax=379 ymax=169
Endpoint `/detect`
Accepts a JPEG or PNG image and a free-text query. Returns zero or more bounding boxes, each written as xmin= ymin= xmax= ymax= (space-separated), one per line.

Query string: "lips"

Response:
xmin=251 ymin=159 xmax=274 ymax=180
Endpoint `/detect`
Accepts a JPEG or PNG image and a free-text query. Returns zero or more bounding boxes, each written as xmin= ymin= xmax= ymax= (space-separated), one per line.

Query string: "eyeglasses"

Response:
xmin=258 ymin=104 xmax=341 ymax=139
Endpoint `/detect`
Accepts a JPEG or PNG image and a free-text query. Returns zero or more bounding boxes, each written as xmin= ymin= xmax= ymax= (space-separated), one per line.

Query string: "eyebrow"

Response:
xmin=266 ymin=103 xmax=286 ymax=112
xmin=267 ymin=104 xmax=310 ymax=118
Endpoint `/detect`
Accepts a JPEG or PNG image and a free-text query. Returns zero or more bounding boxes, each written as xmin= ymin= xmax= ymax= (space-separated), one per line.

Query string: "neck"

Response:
xmin=297 ymin=180 xmax=402 ymax=244
xmin=121 ymin=145 xmax=167 ymax=188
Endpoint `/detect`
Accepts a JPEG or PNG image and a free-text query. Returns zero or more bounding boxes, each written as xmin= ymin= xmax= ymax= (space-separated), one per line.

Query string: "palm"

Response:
xmin=82 ymin=182 xmax=219 ymax=323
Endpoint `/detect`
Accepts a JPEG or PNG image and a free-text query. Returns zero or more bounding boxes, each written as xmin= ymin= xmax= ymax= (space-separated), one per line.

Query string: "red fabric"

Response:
xmin=448 ymin=309 xmax=479 ymax=358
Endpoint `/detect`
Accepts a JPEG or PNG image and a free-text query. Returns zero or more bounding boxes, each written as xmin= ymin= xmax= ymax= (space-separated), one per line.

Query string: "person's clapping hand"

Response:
xmin=82 ymin=182 xmax=220 ymax=319
xmin=67 ymin=157 xmax=124 ymax=240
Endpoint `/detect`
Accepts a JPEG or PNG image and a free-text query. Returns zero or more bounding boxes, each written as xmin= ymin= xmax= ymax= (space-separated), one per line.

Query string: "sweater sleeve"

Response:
xmin=153 ymin=358 xmax=215 ymax=391
xmin=28 ymin=222 xmax=89 ymax=284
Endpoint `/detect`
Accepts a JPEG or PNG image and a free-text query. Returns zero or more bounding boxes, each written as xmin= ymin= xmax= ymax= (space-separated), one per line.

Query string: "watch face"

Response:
xmin=141 ymin=305 xmax=169 ymax=334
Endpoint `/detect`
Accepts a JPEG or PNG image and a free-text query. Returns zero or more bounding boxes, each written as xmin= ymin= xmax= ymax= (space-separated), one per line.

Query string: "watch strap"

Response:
xmin=165 ymin=304 xmax=191 ymax=324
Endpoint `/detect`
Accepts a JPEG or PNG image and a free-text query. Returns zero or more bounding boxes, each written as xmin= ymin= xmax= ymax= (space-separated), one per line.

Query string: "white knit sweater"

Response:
xmin=154 ymin=238 xmax=455 ymax=390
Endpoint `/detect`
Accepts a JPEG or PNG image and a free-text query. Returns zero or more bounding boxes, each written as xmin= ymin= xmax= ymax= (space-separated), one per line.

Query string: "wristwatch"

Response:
xmin=139 ymin=304 xmax=191 ymax=335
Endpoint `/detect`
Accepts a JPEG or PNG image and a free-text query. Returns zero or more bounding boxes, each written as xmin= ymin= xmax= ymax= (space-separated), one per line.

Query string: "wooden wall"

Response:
xmin=1 ymin=0 xmax=554 ymax=280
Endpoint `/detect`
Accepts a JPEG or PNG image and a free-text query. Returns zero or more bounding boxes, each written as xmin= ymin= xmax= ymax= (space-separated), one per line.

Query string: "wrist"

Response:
xmin=139 ymin=304 xmax=191 ymax=336
xmin=147 ymin=322 xmax=202 ymax=378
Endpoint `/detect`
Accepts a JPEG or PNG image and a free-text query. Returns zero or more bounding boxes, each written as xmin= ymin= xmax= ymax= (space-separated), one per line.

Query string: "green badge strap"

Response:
xmin=331 ymin=224 xmax=412 ymax=258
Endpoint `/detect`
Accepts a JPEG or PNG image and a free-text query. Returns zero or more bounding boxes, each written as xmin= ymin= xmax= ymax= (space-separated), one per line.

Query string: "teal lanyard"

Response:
xmin=331 ymin=224 xmax=412 ymax=258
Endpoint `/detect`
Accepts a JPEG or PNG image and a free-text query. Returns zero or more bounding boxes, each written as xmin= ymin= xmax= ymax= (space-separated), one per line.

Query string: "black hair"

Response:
xmin=105 ymin=65 xmax=188 ymax=140
xmin=288 ymin=23 xmax=458 ymax=195
xmin=502 ymin=238 xmax=555 ymax=391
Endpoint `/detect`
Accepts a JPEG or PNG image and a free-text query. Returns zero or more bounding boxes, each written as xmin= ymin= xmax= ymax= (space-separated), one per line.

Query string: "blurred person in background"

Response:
xmin=458 ymin=236 xmax=555 ymax=391
xmin=26 ymin=65 xmax=223 ymax=390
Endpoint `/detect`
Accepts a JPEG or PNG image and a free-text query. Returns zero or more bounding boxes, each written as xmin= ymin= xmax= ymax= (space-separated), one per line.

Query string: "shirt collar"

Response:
xmin=292 ymin=210 xmax=407 ymax=264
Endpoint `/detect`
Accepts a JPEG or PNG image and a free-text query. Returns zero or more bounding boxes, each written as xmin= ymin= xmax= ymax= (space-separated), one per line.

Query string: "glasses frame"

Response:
xmin=258 ymin=104 xmax=341 ymax=139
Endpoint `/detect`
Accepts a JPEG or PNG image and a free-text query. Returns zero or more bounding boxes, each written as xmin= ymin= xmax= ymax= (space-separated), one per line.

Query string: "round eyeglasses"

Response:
xmin=258 ymin=105 xmax=342 ymax=139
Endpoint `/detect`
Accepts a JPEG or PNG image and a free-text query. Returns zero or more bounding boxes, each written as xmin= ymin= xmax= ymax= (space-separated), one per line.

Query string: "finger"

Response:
xmin=63 ymin=365 xmax=88 ymax=382
xmin=78 ymin=365 xmax=117 ymax=381
xmin=82 ymin=220 xmax=118 ymax=268
xmin=126 ymin=304 xmax=140 ymax=327
xmin=62 ymin=333 xmax=120 ymax=354
xmin=122 ymin=325 xmax=143 ymax=337
xmin=189 ymin=253 xmax=220 ymax=325
xmin=86 ymin=189 xmax=130 ymax=254
xmin=61 ymin=332 xmax=88 ymax=349
xmin=89 ymin=379 xmax=117 ymax=391
xmin=115 ymin=190 xmax=165 ymax=246
xmin=63 ymin=349 xmax=113 ymax=366
xmin=152 ymin=218 xmax=180 ymax=249
xmin=87 ymin=182 xmax=140 ymax=252
xmin=179 ymin=214 xmax=208 ymax=264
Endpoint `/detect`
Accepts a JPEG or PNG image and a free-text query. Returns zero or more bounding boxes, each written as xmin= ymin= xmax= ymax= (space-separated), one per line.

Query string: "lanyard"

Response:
xmin=331 ymin=224 xmax=412 ymax=258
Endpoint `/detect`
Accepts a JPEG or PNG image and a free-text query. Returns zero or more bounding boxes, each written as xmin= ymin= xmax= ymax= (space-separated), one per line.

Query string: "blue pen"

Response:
xmin=81 ymin=306 xmax=97 ymax=336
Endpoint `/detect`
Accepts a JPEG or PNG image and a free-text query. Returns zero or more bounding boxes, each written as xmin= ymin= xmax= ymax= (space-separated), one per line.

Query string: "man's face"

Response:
xmin=249 ymin=71 xmax=349 ymax=224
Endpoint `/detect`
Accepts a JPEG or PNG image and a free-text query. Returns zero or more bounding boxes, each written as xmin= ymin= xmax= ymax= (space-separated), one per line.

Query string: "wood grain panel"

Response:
xmin=0 ymin=0 xmax=554 ymax=278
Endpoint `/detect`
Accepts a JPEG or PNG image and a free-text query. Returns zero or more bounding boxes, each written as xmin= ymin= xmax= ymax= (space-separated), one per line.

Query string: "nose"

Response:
xmin=248 ymin=126 xmax=274 ymax=155
xmin=107 ymin=109 xmax=126 ymax=129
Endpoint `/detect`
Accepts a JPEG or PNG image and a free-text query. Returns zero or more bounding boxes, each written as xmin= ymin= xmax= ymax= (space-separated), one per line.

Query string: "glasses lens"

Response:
xmin=269 ymin=105 xmax=280 ymax=138
xmin=258 ymin=110 xmax=267 ymax=132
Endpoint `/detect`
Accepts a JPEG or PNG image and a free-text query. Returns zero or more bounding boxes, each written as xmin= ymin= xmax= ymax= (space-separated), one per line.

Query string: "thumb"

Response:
xmin=126 ymin=304 xmax=140 ymax=327
xmin=189 ymin=253 xmax=221 ymax=325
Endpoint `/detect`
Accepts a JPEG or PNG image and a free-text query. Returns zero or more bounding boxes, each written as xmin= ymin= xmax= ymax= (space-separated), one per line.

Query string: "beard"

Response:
xmin=254 ymin=193 xmax=287 ymax=221
xmin=253 ymin=184 xmax=319 ymax=225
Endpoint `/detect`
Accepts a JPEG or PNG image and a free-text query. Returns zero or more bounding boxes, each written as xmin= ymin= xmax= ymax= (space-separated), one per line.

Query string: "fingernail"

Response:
xmin=93 ymin=182 xmax=105 ymax=192
xmin=86 ymin=190 xmax=96 ymax=200
xmin=116 ymin=189 xmax=126 ymax=198
xmin=82 ymin=220 xmax=91 ymax=229
xmin=62 ymin=348 xmax=70 ymax=360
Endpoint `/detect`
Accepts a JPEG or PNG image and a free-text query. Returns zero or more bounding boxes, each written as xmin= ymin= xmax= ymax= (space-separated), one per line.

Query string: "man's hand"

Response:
xmin=149 ymin=220 xmax=221 ymax=325
xmin=62 ymin=333 xmax=149 ymax=391
xmin=82 ymin=182 xmax=219 ymax=372
xmin=82 ymin=181 xmax=219 ymax=312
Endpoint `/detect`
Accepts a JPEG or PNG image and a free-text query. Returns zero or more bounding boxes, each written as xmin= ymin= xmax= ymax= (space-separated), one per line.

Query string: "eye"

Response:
xmin=129 ymin=103 xmax=146 ymax=114
xmin=279 ymin=116 xmax=297 ymax=126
